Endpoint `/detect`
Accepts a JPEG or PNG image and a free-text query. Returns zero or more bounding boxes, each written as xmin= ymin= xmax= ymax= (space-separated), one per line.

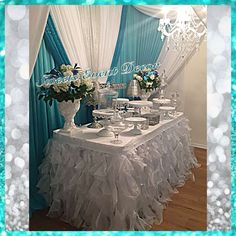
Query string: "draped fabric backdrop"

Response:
xmin=30 ymin=38 xmax=63 ymax=211
xmin=50 ymin=6 xmax=122 ymax=83
xmin=29 ymin=5 xmax=205 ymax=85
xmin=29 ymin=6 xmax=50 ymax=77
xmin=107 ymin=6 xmax=164 ymax=97
xmin=30 ymin=15 xmax=73 ymax=212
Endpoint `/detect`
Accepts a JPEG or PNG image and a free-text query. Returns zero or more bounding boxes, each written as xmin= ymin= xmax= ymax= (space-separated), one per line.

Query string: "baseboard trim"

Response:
xmin=191 ymin=143 xmax=207 ymax=150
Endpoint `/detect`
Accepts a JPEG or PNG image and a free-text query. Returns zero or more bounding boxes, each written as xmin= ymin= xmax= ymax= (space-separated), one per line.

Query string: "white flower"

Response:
xmin=82 ymin=78 xmax=93 ymax=91
xmin=60 ymin=64 xmax=74 ymax=74
xmin=150 ymin=75 xmax=155 ymax=80
xmin=66 ymin=65 xmax=73 ymax=71
xmin=63 ymin=71 xmax=73 ymax=77
xmin=53 ymin=84 xmax=60 ymax=93
xmin=53 ymin=83 xmax=69 ymax=93
xmin=143 ymin=67 xmax=151 ymax=73
xmin=136 ymin=75 xmax=143 ymax=81
xmin=133 ymin=74 xmax=138 ymax=78
xmin=73 ymin=79 xmax=81 ymax=87
xmin=146 ymin=82 xmax=153 ymax=87
xmin=59 ymin=83 xmax=70 ymax=92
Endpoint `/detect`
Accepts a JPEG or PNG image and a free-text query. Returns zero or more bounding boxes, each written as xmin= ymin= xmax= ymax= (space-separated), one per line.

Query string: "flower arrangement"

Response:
xmin=38 ymin=64 xmax=95 ymax=106
xmin=133 ymin=68 xmax=161 ymax=91
xmin=43 ymin=63 xmax=83 ymax=79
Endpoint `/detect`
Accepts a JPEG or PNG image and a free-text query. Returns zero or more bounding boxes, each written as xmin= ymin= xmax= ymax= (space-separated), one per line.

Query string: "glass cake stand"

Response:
xmin=128 ymin=100 xmax=153 ymax=115
xmin=159 ymin=106 xmax=175 ymax=120
xmin=112 ymin=98 xmax=129 ymax=109
xmin=125 ymin=117 xmax=147 ymax=135
xmin=92 ymin=109 xmax=114 ymax=137
xmin=152 ymin=98 xmax=171 ymax=109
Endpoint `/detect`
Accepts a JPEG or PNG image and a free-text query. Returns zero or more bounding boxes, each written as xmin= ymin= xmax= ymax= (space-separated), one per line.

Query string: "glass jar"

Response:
xmin=99 ymin=84 xmax=118 ymax=109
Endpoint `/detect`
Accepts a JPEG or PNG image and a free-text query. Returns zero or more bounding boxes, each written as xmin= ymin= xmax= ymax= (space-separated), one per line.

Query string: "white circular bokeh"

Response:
xmin=7 ymin=6 xmax=26 ymax=21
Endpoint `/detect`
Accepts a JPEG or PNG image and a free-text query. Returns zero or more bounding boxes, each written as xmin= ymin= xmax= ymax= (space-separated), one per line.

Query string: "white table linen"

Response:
xmin=37 ymin=114 xmax=199 ymax=230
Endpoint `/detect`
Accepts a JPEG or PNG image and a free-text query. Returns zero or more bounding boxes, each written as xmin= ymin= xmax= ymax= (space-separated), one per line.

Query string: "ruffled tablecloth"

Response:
xmin=37 ymin=114 xmax=199 ymax=230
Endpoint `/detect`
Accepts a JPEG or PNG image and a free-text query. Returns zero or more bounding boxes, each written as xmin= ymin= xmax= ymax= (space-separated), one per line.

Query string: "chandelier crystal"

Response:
xmin=158 ymin=6 xmax=207 ymax=52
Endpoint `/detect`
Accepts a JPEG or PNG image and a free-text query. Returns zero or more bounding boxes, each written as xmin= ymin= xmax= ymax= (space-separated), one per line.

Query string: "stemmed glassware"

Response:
xmin=88 ymin=112 xmax=103 ymax=129
xmin=110 ymin=124 xmax=126 ymax=144
xmin=171 ymin=91 xmax=180 ymax=116
xmin=110 ymin=100 xmax=127 ymax=144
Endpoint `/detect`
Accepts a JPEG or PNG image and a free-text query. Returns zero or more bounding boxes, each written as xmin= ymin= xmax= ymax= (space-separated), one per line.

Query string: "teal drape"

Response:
xmin=30 ymin=15 xmax=92 ymax=212
xmin=30 ymin=38 xmax=63 ymax=211
xmin=110 ymin=6 xmax=128 ymax=69
xmin=108 ymin=6 xmax=165 ymax=97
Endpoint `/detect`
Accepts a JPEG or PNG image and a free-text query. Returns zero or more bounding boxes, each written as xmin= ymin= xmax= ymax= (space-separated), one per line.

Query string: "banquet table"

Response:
xmin=37 ymin=112 xmax=199 ymax=230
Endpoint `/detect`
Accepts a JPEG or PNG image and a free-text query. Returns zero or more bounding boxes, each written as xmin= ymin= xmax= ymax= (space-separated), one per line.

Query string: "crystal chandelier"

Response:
xmin=158 ymin=6 xmax=207 ymax=52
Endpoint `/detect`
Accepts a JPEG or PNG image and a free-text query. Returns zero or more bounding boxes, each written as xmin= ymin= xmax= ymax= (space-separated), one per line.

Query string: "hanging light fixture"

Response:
xmin=158 ymin=6 xmax=207 ymax=52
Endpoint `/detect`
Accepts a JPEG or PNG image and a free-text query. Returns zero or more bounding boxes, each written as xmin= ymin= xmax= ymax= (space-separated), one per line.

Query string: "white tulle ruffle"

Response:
xmin=37 ymin=117 xmax=199 ymax=230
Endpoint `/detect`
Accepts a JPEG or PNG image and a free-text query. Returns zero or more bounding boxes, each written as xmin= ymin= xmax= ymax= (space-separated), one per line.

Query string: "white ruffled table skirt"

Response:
xmin=37 ymin=116 xmax=199 ymax=230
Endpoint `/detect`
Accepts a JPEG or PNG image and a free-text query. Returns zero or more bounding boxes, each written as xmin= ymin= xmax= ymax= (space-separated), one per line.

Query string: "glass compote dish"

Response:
xmin=112 ymin=98 xmax=129 ymax=121
xmin=112 ymin=98 xmax=129 ymax=110
xmin=124 ymin=117 xmax=147 ymax=135
xmin=99 ymin=83 xmax=118 ymax=109
xmin=159 ymin=106 xmax=175 ymax=120
xmin=87 ymin=114 xmax=103 ymax=129
xmin=93 ymin=109 xmax=114 ymax=137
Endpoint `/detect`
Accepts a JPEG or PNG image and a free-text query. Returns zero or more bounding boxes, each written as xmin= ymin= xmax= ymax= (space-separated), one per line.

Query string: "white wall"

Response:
xmin=166 ymin=41 xmax=207 ymax=148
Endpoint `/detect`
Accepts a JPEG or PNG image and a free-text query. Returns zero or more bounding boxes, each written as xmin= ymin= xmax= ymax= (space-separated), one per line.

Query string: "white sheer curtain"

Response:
xmin=134 ymin=5 xmax=206 ymax=82
xmin=50 ymin=6 xmax=122 ymax=83
xmin=29 ymin=6 xmax=50 ymax=77
xmin=134 ymin=5 xmax=165 ymax=18
xmin=156 ymin=39 xmax=197 ymax=82
xmin=134 ymin=5 xmax=206 ymax=22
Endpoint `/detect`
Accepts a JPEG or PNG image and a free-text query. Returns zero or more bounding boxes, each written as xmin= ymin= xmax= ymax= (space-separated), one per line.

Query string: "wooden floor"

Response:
xmin=30 ymin=147 xmax=206 ymax=231
xmin=151 ymin=147 xmax=207 ymax=231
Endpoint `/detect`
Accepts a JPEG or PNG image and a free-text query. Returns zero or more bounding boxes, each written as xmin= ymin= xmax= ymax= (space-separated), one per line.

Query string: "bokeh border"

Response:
xmin=1 ymin=0 xmax=235 ymax=235
xmin=0 ymin=0 xmax=5 ymax=233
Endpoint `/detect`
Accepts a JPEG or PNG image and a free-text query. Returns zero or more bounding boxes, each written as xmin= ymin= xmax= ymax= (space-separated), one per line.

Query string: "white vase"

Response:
xmin=58 ymin=99 xmax=81 ymax=132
